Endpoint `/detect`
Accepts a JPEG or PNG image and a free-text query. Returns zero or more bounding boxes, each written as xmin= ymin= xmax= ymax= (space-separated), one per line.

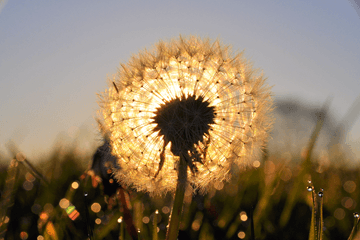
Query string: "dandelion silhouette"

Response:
xmin=99 ymin=35 xmax=273 ymax=239
xmin=99 ymin=35 xmax=273 ymax=194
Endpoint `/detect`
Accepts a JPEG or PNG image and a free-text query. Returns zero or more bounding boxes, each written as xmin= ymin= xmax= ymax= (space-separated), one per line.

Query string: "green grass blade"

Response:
xmin=153 ymin=210 xmax=159 ymax=240
xmin=318 ymin=190 xmax=323 ymax=240
xmin=347 ymin=214 xmax=360 ymax=240
xmin=0 ymin=158 xmax=19 ymax=239
xmin=280 ymin=100 xmax=329 ymax=228
xmin=308 ymin=187 xmax=316 ymax=240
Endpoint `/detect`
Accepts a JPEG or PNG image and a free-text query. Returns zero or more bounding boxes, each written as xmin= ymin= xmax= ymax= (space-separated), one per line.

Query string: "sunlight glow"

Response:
xmin=100 ymin=36 xmax=273 ymax=195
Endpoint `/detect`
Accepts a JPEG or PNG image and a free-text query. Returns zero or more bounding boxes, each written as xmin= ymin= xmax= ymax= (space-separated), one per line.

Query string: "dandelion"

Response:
xmin=99 ymin=35 xmax=272 ymax=240
xmin=99 ymin=35 xmax=273 ymax=195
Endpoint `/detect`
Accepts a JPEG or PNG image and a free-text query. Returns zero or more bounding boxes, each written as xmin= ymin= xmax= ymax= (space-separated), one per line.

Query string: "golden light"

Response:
xmin=239 ymin=211 xmax=248 ymax=221
xmin=252 ymin=160 xmax=261 ymax=168
xmin=100 ymin=36 xmax=273 ymax=195
xmin=25 ymin=172 xmax=36 ymax=182
xmin=341 ymin=197 xmax=354 ymax=209
xmin=71 ymin=181 xmax=79 ymax=189
xmin=343 ymin=180 xmax=356 ymax=193
xmin=191 ymin=220 xmax=201 ymax=231
xmin=3 ymin=216 xmax=9 ymax=224
xmin=142 ymin=216 xmax=150 ymax=224
xmin=237 ymin=231 xmax=246 ymax=239
xmin=16 ymin=152 xmax=26 ymax=162
xmin=162 ymin=206 xmax=170 ymax=214
xmin=39 ymin=212 xmax=48 ymax=221
xmin=91 ymin=202 xmax=101 ymax=213
xmin=191 ymin=211 xmax=204 ymax=231
xmin=20 ymin=231 xmax=28 ymax=240
xmin=59 ymin=198 xmax=70 ymax=209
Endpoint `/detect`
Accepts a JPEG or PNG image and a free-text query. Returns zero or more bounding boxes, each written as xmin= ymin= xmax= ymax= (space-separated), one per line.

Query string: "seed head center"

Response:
xmin=153 ymin=95 xmax=215 ymax=156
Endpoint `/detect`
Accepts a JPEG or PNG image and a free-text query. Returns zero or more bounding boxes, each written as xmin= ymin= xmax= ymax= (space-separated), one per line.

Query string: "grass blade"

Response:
xmin=308 ymin=186 xmax=316 ymax=240
xmin=347 ymin=214 xmax=360 ymax=240
xmin=0 ymin=158 xmax=19 ymax=239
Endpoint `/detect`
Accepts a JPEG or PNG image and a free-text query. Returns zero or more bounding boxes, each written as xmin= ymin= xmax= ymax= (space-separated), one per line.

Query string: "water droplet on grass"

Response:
xmin=307 ymin=186 xmax=312 ymax=191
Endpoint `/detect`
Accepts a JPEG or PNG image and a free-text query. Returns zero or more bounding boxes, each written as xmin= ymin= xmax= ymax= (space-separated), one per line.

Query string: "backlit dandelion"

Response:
xmin=99 ymin=36 xmax=273 ymax=196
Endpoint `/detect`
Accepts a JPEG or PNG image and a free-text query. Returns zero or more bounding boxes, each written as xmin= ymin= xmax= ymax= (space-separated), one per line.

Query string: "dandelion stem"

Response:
xmin=166 ymin=155 xmax=188 ymax=240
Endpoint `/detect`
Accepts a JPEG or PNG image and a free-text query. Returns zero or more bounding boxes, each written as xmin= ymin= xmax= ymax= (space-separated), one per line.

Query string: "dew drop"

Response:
xmin=308 ymin=180 xmax=312 ymax=184
xmin=318 ymin=191 xmax=323 ymax=197
xmin=307 ymin=186 xmax=312 ymax=192
xmin=84 ymin=192 xmax=88 ymax=197
xmin=354 ymin=212 xmax=359 ymax=218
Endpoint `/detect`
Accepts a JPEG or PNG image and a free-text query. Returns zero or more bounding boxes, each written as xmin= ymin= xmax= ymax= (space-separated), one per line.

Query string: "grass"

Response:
xmin=1 ymin=125 xmax=360 ymax=239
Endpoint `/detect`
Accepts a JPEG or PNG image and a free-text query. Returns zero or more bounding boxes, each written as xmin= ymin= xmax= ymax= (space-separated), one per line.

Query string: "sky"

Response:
xmin=1 ymin=1 xmax=360 ymax=161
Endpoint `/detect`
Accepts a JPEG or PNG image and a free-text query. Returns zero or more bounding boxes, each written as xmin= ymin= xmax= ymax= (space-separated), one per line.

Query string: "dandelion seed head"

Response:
xmin=99 ymin=35 xmax=273 ymax=195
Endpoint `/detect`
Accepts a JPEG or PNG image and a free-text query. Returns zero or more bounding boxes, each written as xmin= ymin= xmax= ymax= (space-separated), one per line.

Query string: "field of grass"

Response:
xmin=0 ymin=138 xmax=359 ymax=240
xmin=1 ymin=105 xmax=360 ymax=240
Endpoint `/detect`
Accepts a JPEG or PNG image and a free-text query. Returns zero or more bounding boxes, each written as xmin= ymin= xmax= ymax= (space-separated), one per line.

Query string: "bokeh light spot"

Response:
xmin=334 ymin=208 xmax=345 ymax=220
xmin=39 ymin=212 xmax=49 ymax=221
xmin=142 ymin=216 xmax=150 ymax=224
xmin=20 ymin=231 xmax=28 ymax=240
xmin=240 ymin=211 xmax=248 ymax=221
xmin=191 ymin=220 xmax=201 ymax=231
xmin=217 ymin=219 xmax=226 ymax=228
xmin=237 ymin=231 xmax=246 ymax=239
xmin=252 ymin=160 xmax=261 ymax=168
xmin=23 ymin=181 xmax=34 ymax=191
xmin=25 ymin=172 xmax=36 ymax=182
xmin=324 ymin=216 xmax=335 ymax=228
xmin=162 ymin=206 xmax=170 ymax=214
xmin=44 ymin=203 xmax=54 ymax=213
xmin=95 ymin=218 xmax=102 ymax=225
xmin=31 ymin=204 xmax=42 ymax=215
xmin=59 ymin=198 xmax=70 ymax=209
xmin=341 ymin=197 xmax=354 ymax=209
xmin=343 ymin=181 xmax=356 ymax=193
xmin=91 ymin=202 xmax=101 ymax=213
xmin=3 ymin=216 xmax=10 ymax=223
xmin=71 ymin=181 xmax=79 ymax=189
xmin=16 ymin=152 xmax=26 ymax=162
xmin=214 ymin=181 xmax=224 ymax=191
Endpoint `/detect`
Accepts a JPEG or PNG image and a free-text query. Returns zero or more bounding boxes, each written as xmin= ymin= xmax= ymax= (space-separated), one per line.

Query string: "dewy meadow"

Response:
xmin=1 ymin=36 xmax=360 ymax=240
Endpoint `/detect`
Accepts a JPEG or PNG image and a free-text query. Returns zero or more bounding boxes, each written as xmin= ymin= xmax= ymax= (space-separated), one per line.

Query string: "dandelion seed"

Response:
xmin=99 ymin=35 xmax=273 ymax=195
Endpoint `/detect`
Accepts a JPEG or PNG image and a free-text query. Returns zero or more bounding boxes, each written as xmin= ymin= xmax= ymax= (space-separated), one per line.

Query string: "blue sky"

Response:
xmin=1 ymin=1 xmax=360 ymax=160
